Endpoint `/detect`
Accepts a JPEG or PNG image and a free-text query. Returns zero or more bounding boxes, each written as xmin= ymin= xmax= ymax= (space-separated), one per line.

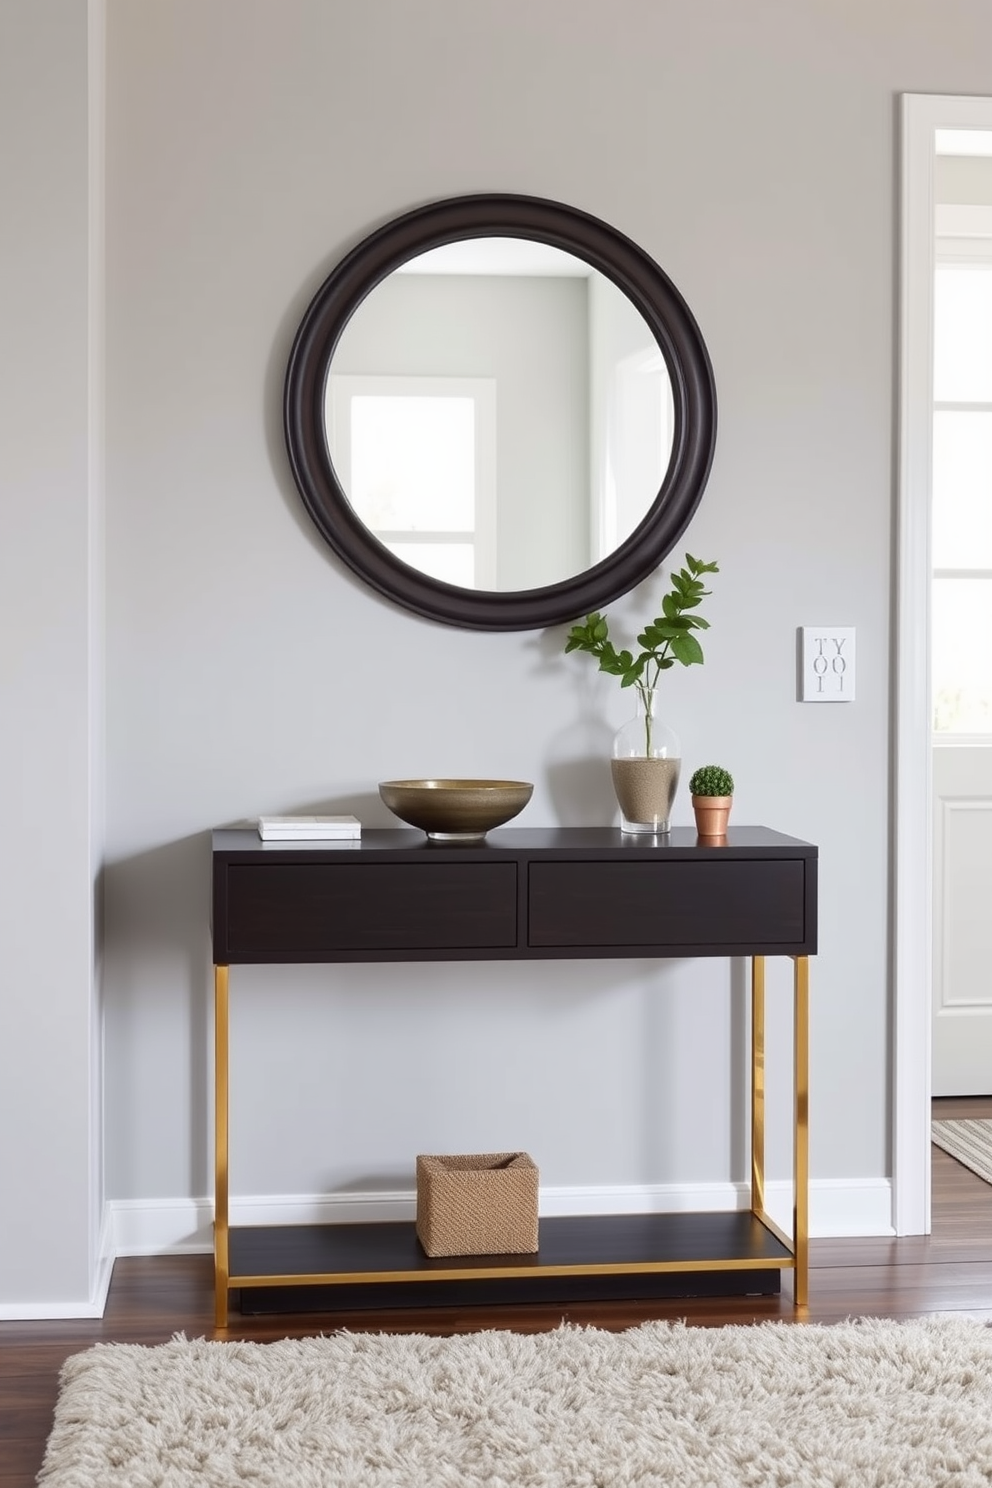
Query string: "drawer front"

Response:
xmin=529 ymin=860 xmax=809 ymax=951
xmin=223 ymin=862 xmax=518 ymax=957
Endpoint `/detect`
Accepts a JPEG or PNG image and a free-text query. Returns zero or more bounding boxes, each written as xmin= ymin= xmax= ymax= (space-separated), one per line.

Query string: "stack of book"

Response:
xmin=257 ymin=814 xmax=361 ymax=842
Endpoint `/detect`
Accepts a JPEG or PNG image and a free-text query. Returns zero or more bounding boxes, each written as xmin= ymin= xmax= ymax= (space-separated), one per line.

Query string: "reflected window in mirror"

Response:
xmin=327 ymin=375 xmax=496 ymax=587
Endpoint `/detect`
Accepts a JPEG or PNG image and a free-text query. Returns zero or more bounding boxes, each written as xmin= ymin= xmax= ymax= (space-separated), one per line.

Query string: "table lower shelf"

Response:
xmin=225 ymin=1212 xmax=793 ymax=1314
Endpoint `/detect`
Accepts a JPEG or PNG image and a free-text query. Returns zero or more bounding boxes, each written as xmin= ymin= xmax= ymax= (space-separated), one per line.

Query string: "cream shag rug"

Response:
xmin=932 ymin=1118 xmax=992 ymax=1186
xmin=38 ymin=1318 xmax=992 ymax=1487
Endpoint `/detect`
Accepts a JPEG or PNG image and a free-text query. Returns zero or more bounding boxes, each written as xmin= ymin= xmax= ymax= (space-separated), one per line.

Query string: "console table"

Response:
xmin=211 ymin=825 xmax=817 ymax=1327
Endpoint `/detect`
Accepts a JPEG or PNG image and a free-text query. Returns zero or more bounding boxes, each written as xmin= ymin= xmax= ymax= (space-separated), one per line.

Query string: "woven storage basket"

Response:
xmin=416 ymin=1152 xmax=539 ymax=1257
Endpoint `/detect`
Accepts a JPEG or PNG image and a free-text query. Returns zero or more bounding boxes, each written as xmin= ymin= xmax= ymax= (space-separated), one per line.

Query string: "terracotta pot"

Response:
xmin=691 ymin=794 xmax=733 ymax=839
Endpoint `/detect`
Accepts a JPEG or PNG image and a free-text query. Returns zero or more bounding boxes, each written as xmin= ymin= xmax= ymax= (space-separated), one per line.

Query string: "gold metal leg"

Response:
xmin=214 ymin=964 xmax=230 ymax=1328
xmin=793 ymin=955 xmax=810 ymax=1308
xmin=751 ymin=955 xmax=766 ymax=1217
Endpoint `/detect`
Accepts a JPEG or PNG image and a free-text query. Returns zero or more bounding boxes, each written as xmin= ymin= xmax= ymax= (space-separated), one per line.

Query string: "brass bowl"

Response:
xmin=378 ymin=778 xmax=533 ymax=842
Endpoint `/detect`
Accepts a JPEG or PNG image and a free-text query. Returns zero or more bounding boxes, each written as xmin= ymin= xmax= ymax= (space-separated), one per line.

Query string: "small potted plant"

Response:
xmin=688 ymin=764 xmax=734 ymax=839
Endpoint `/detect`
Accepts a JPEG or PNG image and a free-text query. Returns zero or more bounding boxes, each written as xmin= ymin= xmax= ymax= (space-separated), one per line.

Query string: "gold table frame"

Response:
xmin=212 ymin=952 xmax=809 ymax=1328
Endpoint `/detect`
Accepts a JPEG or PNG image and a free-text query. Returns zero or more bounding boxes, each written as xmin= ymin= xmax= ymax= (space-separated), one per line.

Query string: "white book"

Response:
xmin=261 ymin=836 xmax=361 ymax=846
xmin=258 ymin=815 xmax=361 ymax=840
xmin=258 ymin=832 xmax=361 ymax=842
xmin=260 ymin=821 xmax=361 ymax=833
xmin=261 ymin=831 xmax=360 ymax=840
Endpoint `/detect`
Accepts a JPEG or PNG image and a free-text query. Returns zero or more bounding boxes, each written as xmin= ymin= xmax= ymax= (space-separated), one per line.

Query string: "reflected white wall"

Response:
xmin=588 ymin=274 xmax=672 ymax=562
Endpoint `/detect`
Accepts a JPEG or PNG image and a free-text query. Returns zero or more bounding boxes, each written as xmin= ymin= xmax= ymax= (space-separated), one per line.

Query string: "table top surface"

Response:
xmin=213 ymin=825 xmax=817 ymax=860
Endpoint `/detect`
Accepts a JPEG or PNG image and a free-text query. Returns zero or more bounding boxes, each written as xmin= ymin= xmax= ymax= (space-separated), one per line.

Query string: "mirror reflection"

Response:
xmin=325 ymin=239 xmax=675 ymax=591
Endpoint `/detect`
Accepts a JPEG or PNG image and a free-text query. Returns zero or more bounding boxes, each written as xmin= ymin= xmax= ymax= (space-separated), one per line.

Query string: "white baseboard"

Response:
xmin=90 ymin=1200 xmax=116 ymax=1312
xmin=111 ymin=1177 xmax=895 ymax=1258
xmin=110 ymin=1197 xmax=215 ymax=1255
xmin=0 ymin=1203 xmax=117 ymax=1321
xmin=0 ymin=1296 xmax=109 ymax=1321
xmin=764 ymin=1178 xmax=895 ymax=1238
xmin=0 ymin=1179 xmax=894 ymax=1317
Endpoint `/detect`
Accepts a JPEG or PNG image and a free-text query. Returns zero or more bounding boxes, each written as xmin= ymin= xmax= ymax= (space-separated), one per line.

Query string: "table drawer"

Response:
xmin=222 ymin=862 xmax=518 ymax=958
xmin=528 ymin=860 xmax=809 ymax=951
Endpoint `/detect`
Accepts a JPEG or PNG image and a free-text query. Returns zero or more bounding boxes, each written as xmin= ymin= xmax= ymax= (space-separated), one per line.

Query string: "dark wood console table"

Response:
xmin=211 ymin=825 xmax=817 ymax=1326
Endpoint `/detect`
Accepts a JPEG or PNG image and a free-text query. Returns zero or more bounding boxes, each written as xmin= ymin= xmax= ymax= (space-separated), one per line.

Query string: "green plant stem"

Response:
xmin=637 ymin=679 xmax=656 ymax=755
xmin=636 ymin=651 xmax=672 ymax=755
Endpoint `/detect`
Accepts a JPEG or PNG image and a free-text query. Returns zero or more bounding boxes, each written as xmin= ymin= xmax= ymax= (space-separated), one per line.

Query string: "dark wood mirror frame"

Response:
xmin=283 ymin=194 xmax=718 ymax=631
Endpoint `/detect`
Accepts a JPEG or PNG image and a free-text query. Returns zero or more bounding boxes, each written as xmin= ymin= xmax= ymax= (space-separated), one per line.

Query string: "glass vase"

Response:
xmin=610 ymin=688 xmax=681 ymax=833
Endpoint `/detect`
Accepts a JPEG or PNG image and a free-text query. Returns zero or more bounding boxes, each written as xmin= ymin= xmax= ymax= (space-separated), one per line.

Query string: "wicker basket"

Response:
xmin=416 ymin=1152 xmax=539 ymax=1257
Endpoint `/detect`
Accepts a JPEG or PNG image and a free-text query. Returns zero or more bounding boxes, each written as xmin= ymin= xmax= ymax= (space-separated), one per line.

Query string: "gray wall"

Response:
xmin=7 ymin=0 xmax=992 ymax=1307
xmin=99 ymin=0 xmax=897 ymax=1216
xmin=0 ymin=0 xmax=103 ymax=1307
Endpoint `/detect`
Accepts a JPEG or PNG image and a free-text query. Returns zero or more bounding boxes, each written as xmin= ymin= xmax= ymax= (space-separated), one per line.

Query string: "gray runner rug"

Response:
xmin=932 ymin=1117 xmax=992 ymax=1185
xmin=37 ymin=1317 xmax=992 ymax=1487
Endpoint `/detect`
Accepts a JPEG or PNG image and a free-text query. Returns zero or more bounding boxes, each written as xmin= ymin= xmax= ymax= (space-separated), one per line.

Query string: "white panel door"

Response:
xmin=932 ymin=746 xmax=992 ymax=1094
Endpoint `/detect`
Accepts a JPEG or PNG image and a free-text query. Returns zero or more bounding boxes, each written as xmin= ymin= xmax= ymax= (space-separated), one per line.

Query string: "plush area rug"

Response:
xmin=932 ymin=1118 xmax=992 ymax=1186
xmin=38 ymin=1317 xmax=992 ymax=1487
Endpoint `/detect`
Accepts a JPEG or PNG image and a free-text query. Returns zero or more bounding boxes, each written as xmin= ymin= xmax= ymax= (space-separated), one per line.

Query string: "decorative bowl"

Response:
xmin=378 ymin=778 xmax=533 ymax=843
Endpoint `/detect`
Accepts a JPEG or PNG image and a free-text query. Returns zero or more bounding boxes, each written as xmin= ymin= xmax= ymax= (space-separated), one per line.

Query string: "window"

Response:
xmin=932 ymin=217 xmax=992 ymax=736
xmin=327 ymin=376 xmax=496 ymax=588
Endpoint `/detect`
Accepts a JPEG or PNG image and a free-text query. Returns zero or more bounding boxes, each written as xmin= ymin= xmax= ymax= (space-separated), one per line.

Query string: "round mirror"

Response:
xmin=284 ymin=194 xmax=717 ymax=630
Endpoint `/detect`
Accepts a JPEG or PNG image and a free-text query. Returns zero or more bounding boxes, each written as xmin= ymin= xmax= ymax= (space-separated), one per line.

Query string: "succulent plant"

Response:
xmin=688 ymin=764 xmax=734 ymax=797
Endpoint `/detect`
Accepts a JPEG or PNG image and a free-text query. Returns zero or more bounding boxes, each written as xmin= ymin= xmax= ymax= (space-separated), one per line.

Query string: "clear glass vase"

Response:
xmin=610 ymin=688 xmax=681 ymax=833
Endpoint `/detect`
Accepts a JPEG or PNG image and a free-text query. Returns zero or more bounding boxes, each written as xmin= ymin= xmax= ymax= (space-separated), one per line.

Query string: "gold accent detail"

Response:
xmin=754 ymin=1209 xmax=795 ymax=1254
xmin=793 ymin=954 xmax=810 ymax=1307
xmin=214 ymin=964 xmax=230 ymax=1329
xmin=751 ymin=952 xmax=810 ymax=1307
xmin=751 ymin=955 xmax=766 ymax=1217
xmin=228 ymin=1255 xmax=784 ymax=1289
xmin=211 ymin=923 xmax=811 ymax=1315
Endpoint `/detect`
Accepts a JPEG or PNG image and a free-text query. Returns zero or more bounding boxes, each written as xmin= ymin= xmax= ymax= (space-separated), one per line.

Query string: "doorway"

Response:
xmin=930 ymin=146 xmax=992 ymax=1096
xmin=897 ymin=94 xmax=992 ymax=1234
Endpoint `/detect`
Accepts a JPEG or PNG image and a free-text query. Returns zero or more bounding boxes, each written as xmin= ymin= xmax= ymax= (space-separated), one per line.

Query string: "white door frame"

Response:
xmin=896 ymin=93 xmax=992 ymax=1234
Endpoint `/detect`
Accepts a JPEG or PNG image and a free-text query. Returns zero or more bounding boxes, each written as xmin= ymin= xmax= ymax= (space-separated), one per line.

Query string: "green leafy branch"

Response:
xmin=563 ymin=554 xmax=719 ymax=752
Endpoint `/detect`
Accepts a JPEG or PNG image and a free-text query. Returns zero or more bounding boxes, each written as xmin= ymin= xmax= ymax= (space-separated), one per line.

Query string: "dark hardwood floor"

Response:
xmin=3 ymin=1097 xmax=990 ymax=1486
